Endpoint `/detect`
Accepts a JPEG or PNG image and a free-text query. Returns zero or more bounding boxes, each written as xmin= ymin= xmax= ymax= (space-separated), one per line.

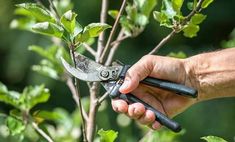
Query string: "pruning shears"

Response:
xmin=61 ymin=53 xmax=197 ymax=133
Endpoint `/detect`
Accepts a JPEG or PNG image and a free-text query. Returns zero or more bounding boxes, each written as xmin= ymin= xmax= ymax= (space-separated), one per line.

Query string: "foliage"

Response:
xmin=201 ymin=136 xmax=228 ymax=142
xmin=2 ymin=0 xmax=232 ymax=142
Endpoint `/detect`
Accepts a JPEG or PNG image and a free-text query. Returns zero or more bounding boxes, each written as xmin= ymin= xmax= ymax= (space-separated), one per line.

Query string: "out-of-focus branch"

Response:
xmin=98 ymin=92 xmax=109 ymax=104
xmin=82 ymin=43 xmax=97 ymax=57
xmin=47 ymin=0 xmax=60 ymax=20
xmin=105 ymin=29 xmax=129 ymax=66
xmin=99 ymin=0 xmax=127 ymax=63
xmin=96 ymin=0 xmax=109 ymax=62
xmin=32 ymin=122 xmax=54 ymax=142
xmin=148 ymin=0 xmax=205 ymax=55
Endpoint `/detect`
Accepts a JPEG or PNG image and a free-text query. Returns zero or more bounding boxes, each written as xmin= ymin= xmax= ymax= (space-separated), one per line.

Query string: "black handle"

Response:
xmin=141 ymin=77 xmax=198 ymax=98
xmin=119 ymin=93 xmax=181 ymax=132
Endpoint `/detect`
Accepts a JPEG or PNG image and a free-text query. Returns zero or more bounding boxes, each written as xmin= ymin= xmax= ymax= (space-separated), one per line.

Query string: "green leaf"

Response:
xmin=201 ymin=136 xmax=227 ymax=142
xmin=73 ymin=22 xmax=83 ymax=38
xmin=32 ymin=22 xmax=64 ymax=38
xmin=21 ymin=85 xmax=50 ymax=110
xmin=16 ymin=3 xmax=55 ymax=22
xmin=183 ymin=23 xmax=199 ymax=38
xmin=33 ymin=110 xmax=61 ymax=122
xmin=108 ymin=10 xmax=119 ymax=19
xmin=76 ymin=23 xmax=111 ymax=43
xmin=162 ymin=0 xmax=176 ymax=19
xmin=134 ymin=0 xmax=157 ymax=17
xmin=60 ymin=10 xmax=77 ymax=33
xmin=153 ymin=11 xmax=172 ymax=28
xmin=83 ymin=23 xmax=111 ymax=38
xmin=0 ymin=82 xmax=8 ymax=94
xmin=167 ymin=51 xmax=187 ymax=59
xmin=10 ymin=18 xmax=35 ymax=31
xmin=6 ymin=116 xmax=25 ymax=136
xmin=135 ymin=14 xmax=148 ymax=26
xmin=172 ymin=0 xmax=184 ymax=12
xmin=201 ymin=0 xmax=214 ymax=8
xmin=191 ymin=14 xmax=207 ymax=25
xmin=98 ymin=129 xmax=118 ymax=142
xmin=32 ymin=64 xmax=60 ymax=80
xmin=187 ymin=2 xmax=193 ymax=10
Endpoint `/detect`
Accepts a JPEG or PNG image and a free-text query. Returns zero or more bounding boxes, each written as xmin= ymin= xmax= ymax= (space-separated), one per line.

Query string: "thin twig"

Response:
xmin=148 ymin=0 xmax=205 ymax=55
xmin=47 ymin=0 xmax=60 ymax=20
xmin=105 ymin=29 xmax=128 ymax=66
xmin=69 ymin=45 xmax=88 ymax=142
xmin=82 ymin=43 xmax=97 ymax=57
xmin=98 ymin=92 xmax=109 ymax=104
xmin=66 ymin=77 xmax=89 ymax=121
xmin=110 ymin=34 xmax=129 ymax=47
xmin=96 ymin=0 xmax=109 ymax=62
xmin=148 ymin=30 xmax=176 ymax=55
xmin=99 ymin=0 xmax=127 ymax=63
xmin=32 ymin=122 xmax=54 ymax=142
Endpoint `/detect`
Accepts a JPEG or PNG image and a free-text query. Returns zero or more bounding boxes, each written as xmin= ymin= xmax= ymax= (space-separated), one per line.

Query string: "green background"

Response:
xmin=0 ymin=0 xmax=235 ymax=141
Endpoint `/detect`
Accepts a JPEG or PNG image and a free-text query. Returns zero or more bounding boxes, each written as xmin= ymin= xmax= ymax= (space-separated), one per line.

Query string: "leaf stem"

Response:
xmin=99 ymin=0 xmax=127 ymax=63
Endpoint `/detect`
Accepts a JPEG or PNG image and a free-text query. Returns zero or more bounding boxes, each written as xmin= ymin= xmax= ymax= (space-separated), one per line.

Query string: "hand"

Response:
xmin=111 ymin=55 xmax=197 ymax=130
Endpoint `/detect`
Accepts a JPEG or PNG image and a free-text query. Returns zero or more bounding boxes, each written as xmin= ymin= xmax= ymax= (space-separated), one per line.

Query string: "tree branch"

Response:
xmin=32 ymin=122 xmax=54 ymax=142
xmin=96 ymin=0 xmax=109 ymax=62
xmin=47 ymin=0 xmax=60 ymax=20
xmin=148 ymin=0 xmax=205 ymax=55
xmin=86 ymin=82 xmax=100 ymax=142
xmin=99 ymin=0 xmax=127 ymax=63
xmin=69 ymin=45 xmax=88 ymax=142
xmin=82 ymin=43 xmax=97 ymax=57
xmin=66 ymin=77 xmax=88 ymax=121
xmin=98 ymin=92 xmax=109 ymax=104
xmin=105 ymin=29 xmax=128 ymax=66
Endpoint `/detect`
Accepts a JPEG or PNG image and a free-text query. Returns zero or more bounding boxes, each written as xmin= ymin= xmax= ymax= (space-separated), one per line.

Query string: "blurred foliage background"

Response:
xmin=0 ymin=0 xmax=235 ymax=141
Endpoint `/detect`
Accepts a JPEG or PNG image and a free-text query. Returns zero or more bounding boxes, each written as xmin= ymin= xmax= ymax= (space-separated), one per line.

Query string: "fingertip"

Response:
xmin=152 ymin=121 xmax=162 ymax=130
xmin=111 ymin=99 xmax=128 ymax=113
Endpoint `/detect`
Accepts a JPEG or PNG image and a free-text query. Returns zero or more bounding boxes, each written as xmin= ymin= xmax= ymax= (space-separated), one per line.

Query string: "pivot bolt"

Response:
xmin=100 ymin=70 xmax=109 ymax=78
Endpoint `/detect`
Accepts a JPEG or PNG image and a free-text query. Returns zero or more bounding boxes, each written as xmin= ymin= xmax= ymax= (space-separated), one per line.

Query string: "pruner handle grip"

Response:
xmin=119 ymin=93 xmax=181 ymax=133
xmin=141 ymin=77 xmax=198 ymax=98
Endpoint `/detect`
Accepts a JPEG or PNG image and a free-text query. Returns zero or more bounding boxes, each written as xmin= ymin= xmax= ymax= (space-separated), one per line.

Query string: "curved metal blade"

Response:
xmin=61 ymin=57 xmax=101 ymax=82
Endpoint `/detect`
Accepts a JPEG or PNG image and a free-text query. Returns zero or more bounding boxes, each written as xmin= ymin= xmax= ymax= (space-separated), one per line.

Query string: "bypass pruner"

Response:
xmin=61 ymin=53 xmax=198 ymax=133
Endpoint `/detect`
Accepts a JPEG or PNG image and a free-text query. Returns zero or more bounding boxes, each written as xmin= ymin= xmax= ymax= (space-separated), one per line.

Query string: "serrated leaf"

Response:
xmin=16 ymin=3 xmax=55 ymax=22
xmin=191 ymin=14 xmax=207 ymax=24
xmin=32 ymin=22 xmax=64 ymax=38
xmin=201 ymin=136 xmax=227 ymax=142
xmin=84 ymin=23 xmax=111 ymax=38
xmin=60 ymin=10 xmax=77 ymax=33
xmin=172 ymin=0 xmax=184 ymax=12
xmin=98 ymin=129 xmax=118 ymax=142
xmin=183 ymin=23 xmax=199 ymax=38
xmin=108 ymin=10 xmax=119 ymax=19
xmin=6 ymin=116 xmax=25 ymax=136
xmin=134 ymin=0 xmax=157 ymax=17
xmin=201 ymin=0 xmax=214 ymax=8
xmin=76 ymin=23 xmax=111 ymax=42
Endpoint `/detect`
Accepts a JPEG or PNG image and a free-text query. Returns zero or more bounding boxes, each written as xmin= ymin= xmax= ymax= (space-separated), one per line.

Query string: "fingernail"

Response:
xmin=152 ymin=122 xmax=161 ymax=130
xmin=119 ymin=79 xmax=130 ymax=92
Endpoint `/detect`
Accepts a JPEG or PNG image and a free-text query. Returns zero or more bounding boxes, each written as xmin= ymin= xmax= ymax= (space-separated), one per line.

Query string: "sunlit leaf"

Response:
xmin=10 ymin=18 xmax=35 ymax=31
xmin=33 ymin=110 xmax=61 ymax=122
xmin=135 ymin=14 xmax=148 ymax=26
xmin=60 ymin=10 xmax=77 ymax=33
xmin=183 ymin=23 xmax=199 ymax=38
xmin=162 ymin=0 xmax=176 ymax=19
xmin=98 ymin=129 xmax=118 ymax=142
xmin=6 ymin=116 xmax=25 ymax=136
xmin=191 ymin=14 xmax=207 ymax=25
xmin=153 ymin=11 xmax=172 ymax=28
xmin=16 ymin=3 xmax=55 ymax=22
xmin=32 ymin=22 xmax=64 ymax=38
xmin=83 ymin=23 xmax=111 ymax=38
xmin=201 ymin=136 xmax=227 ymax=142
xmin=32 ymin=64 xmax=60 ymax=80
xmin=134 ymin=0 xmax=157 ymax=17
xmin=21 ymin=85 xmax=50 ymax=110
xmin=172 ymin=0 xmax=184 ymax=12
xmin=108 ymin=10 xmax=119 ymax=19
xmin=201 ymin=0 xmax=214 ymax=8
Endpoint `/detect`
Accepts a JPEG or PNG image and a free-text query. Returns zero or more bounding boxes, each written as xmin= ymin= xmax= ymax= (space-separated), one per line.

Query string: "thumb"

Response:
xmin=119 ymin=55 xmax=155 ymax=94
